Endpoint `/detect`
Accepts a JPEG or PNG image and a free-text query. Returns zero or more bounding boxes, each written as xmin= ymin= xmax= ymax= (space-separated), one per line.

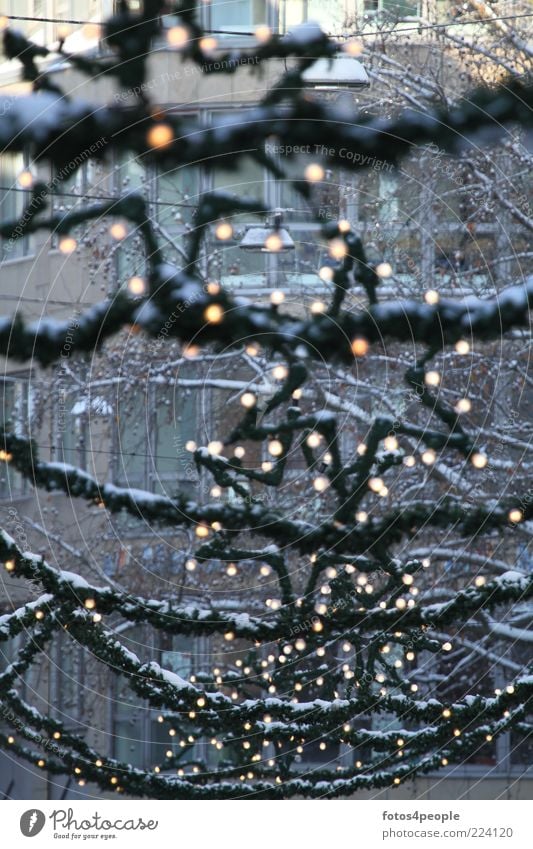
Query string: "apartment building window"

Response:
xmin=280 ymin=0 xmax=350 ymax=34
xmin=209 ymin=0 xmax=269 ymax=32
xmin=0 ymin=376 xmax=30 ymax=499
xmin=363 ymin=0 xmax=421 ymax=17
xmin=0 ymin=153 xmax=31 ymax=261
xmin=149 ymin=382 xmax=196 ymax=495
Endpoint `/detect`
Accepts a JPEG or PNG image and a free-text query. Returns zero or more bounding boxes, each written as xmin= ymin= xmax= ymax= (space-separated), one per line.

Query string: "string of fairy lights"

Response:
xmin=0 ymin=0 xmax=531 ymax=798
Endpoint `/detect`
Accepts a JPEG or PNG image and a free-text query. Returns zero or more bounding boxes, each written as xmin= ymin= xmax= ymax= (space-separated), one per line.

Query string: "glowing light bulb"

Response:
xmin=338 ymin=219 xmax=351 ymax=233
xmin=215 ymin=221 xmax=233 ymax=240
xmin=84 ymin=598 xmax=96 ymax=610
xmin=455 ymin=398 xmax=471 ymax=414
xmin=319 ymin=266 xmax=334 ymax=282
xmin=240 ymin=392 xmax=256 ymax=408
xmin=421 ymin=449 xmax=436 ymax=465
xmin=226 ymin=563 xmax=237 ymax=576
xmin=356 ymin=511 xmax=368 ymax=522
xmin=471 ymin=452 xmax=487 ymax=469
xmin=167 ymin=26 xmax=189 ymax=48
xmin=395 ymin=598 xmax=407 ymax=609
xmin=4 ymin=559 xmax=15 ymax=572
xmin=442 ymin=641 xmax=452 ymax=651
xmin=270 ymin=289 xmax=285 ymax=305
xmin=207 ymin=441 xmax=223 ymax=455
xmin=508 ymin=508 xmax=523 ymax=523
xmin=254 ymin=24 xmax=271 ymax=42
xmin=455 ymin=339 xmax=470 ymax=354
xmin=18 ymin=170 xmax=33 ymax=188
xmin=110 ymin=222 xmax=127 ymax=240
xmin=344 ymin=39 xmax=363 ymax=56
xmin=313 ymin=476 xmax=329 ymax=492
xmin=268 ymin=439 xmax=283 ymax=457
xmin=375 ymin=262 xmax=392 ymax=278
xmin=204 ymin=303 xmax=224 ymax=324
xmin=306 ymin=432 xmax=322 ymax=448
xmin=185 ymin=440 xmax=197 ymax=452
xmin=272 ymin=365 xmax=288 ymax=380
xmin=195 ymin=524 xmax=209 ymax=538
xmin=234 ymin=446 xmax=245 ymax=459
xmin=403 ymin=455 xmax=416 ymax=467
xmin=424 ymin=289 xmax=439 ymax=304
xmin=304 ymin=163 xmax=325 ymax=182
xmin=328 ymin=238 xmax=347 ymax=260
xmin=425 ymin=370 xmax=440 ymax=387
xmin=475 ymin=576 xmax=486 ymax=587
xmin=311 ymin=300 xmax=326 ymax=314
xmin=368 ymin=477 xmax=383 ymax=493
xmin=384 ymin=436 xmax=398 ymax=451
xmin=199 ymin=36 xmax=217 ymax=53
xmin=59 ymin=236 xmax=77 ymax=255
xmin=35 ymin=610 xmax=45 ymax=620
xmin=351 ymin=337 xmax=369 ymax=357
xmin=147 ymin=124 xmax=174 ymax=150
xmin=127 ymin=276 xmax=145 ymax=296
xmin=264 ymin=233 xmax=282 ymax=252
xmin=185 ymin=559 xmax=196 ymax=572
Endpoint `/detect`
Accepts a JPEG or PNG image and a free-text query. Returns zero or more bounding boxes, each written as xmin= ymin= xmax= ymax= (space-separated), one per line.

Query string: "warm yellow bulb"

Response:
xmin=147 ymin=123 xmax=174 ymax=150
xmin=425 ymin=370 xmax=440 ymax=387
xmin=424 ymin=289 xmax=439 ymax=305
xmin=18 ymin=170 xmax=33 ymax=188
xmin=268 ymin=439 xmax=283 ymax=457
xmin=442 ymin=641 xmax=452 ymax=651
xmin=421 ymin=449 xmax=436 ymax=465
xmin=110 ymin=222 xmax=127 ymax=240
xmin=328 ymin=238 xmax=347 ymax=260
xmin=240 ymin=392 xmax=256 ymax=408
xmin=199 ymin=36 xmax=217 ymax=53
xmin=254 ymin=24 xmax=271 ymax=43
xmin=344 ymin=39 xmax=363 ymax=56
xmin=264 ymin=233 xmax=282 ymax=252
xmin=368 ymin=477 xmax=383 ymax=493
xmin=455 ymin=398 xmax=471 ymax=414
xmin=215 ymin=221 xmax=233 ymax=241
xmin=351 ymin=337 xmax=369 ymax=357
xmin=306 ymin=432 xmax=322 ymax=448
xmin=375 ymin=262 xmax=392 ymax=278
xmin=167 ymin=26 xmax=189 ymax=48
xmin=4 ymin=559 xmax=15 ymax=572
xmin=226 ymin=563 xmax=237 ymax=576
xmin=59 ymin=236 xmax=77 ymax=255
xmin=384 ymin=436 xmax=398 ymax=451
xmin=207 ymin=441 xmax=223 ymax=455
xmin=310 ymin=300 xmax=326 ymax=314
xmin=508 ymin=508 xmax=523 ymax=523
xmin=204 ymin=303 xmax=224 ymax=324
xmin=270 ymin=289 xmax=285 ymax=305
xmin=319 ymin=265 xmax=334 ymax=282
xmin=195 ymin=524 xmax=209 ymax=538
xmin=304 ymin=163 xmax=325 ymax=182
xmin=403 ymin=455 xmax=416 ymax=467
xmin=455 ymin=339 xmax=470 ymax=354
xmin=471 ymin=452 xmax=487 ymax=469
xmin=84 ymin=598 xmax=96 ymax=610
xmin=127 ymin=276 xmax=145 ymax=296
xmin=272 ymin=365 xmax=288 ymax=380
xmin=313 ymin=476 xmax=329 ymax=492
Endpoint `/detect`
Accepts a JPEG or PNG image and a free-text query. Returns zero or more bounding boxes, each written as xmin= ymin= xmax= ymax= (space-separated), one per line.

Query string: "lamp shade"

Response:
xmin=239 ymin=225 xmax=295 ymax=252
xmin=301 ymin=54 xmax=370 ymax=88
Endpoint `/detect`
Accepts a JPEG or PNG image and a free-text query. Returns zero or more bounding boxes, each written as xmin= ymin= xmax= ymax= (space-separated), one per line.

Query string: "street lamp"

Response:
xmin=301 ymin=54 xmax=370 ymax=89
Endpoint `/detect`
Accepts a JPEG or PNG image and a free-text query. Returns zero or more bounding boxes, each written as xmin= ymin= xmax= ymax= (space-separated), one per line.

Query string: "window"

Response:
xmin=279 ymin=0 xmax=349 ymax=34
xmin=0 ymin=376 xmax=29 ymax=498
xmin=363 ymin=0 xmax=421 ymax=18
xmin=0 ymin=154 xmax=30 ymax=261
xmin=209 ymin=0 xmax=268 ymax=33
